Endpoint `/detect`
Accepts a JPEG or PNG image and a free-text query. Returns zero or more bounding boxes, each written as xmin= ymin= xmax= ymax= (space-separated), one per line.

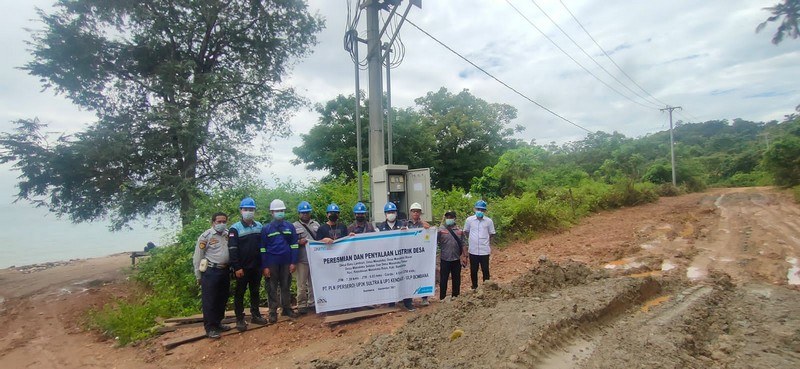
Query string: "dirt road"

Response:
xmin=2 ymin=187 xmax=799 ymax=368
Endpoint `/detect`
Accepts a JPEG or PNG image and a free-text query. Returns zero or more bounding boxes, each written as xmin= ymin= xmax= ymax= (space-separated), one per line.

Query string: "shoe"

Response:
xmin=236 ymin=318 xmax=247 ymax=332
xmin=298 ymin=307 xmax=308 ymax=315
xmin=268 ymin=312 xmax=278 ymax=324
xmin=207 ymin=329 xmax=221 ymax=339
xmin=420 ymin=297 xmax=430 ymax=306
xmin=219 ymin=324 xmax=232 ymax=332
xmin=250 ymin=315 xmax=268 ymax=325
xmin=403 ymin=302 xmax=416 ymax=312
xmin=283 ymin=308 xmax=298 ymax=319
xmin=388 ymin=302 xmax=396 ymax=308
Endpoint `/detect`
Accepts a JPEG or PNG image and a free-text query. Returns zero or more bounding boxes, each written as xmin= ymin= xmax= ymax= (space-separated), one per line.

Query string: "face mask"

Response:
xmin=356 ymin=215 xmax=366 ymax=222
xmin=328 ymin=214 xmax=339 ymax=222
xmin=241 ymin=211 xmax=255 ymax=221
xmin=386 ymin=213 xmax=397 ymax=222
xmin=273 ymin=211 xmax=285 ymax=221
xmin=213 ymin=223 xmax=227 ymax=233
xmin=445 ymin=219 xmax=456 ymax=226
xmin=475 ymin=211 xmax=484 ymax=218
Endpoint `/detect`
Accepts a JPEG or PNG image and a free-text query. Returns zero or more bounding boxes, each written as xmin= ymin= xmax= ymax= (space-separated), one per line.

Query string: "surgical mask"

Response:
xmin=445 ymin=219 xmax=456 ymax=226
xmin=475 ymin=211 xmax=484 ymax=218
xmin=213 ymin=223 xmax=227 ymax=233
xmin=328 ymin=214 xmax=339 ymax=222
xmin=273 ymin=211 xmax=285 ymax=220
xmin=356 ymin=215 xmax=366 ymax=222
xmin=241 ymin=211 xmax=255 ymax=221
xmin=386 ymin=213 xmax=397 ymax=222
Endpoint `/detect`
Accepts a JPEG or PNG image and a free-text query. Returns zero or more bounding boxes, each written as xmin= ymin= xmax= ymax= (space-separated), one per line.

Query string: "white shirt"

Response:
xmin=464 ymin=215 xmax=495 ymax=256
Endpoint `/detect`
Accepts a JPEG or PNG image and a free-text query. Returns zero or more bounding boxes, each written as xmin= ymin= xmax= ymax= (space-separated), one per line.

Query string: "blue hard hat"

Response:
xmin=326 ymin=203 xmax=341 ymax=213
xmin=353 ymin=202 xmax=367 ymax=214
xmin=297 ymin=201 xmax=312 ymax=213
xmin=239 ymin=197 xmax=256 ymax=209
xmin=383 ymin=202 xmax=398 ymax=212
xmin=474 ymin=200 xmax=488 ymax=210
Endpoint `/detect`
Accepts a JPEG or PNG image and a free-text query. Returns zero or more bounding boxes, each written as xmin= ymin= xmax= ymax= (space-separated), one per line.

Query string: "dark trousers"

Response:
xmin=439 ymin=259 xmax=462 ymax=299
xmin=469 ymin=253 xmax=490 ymax=289
xmin=234 ymin=267 xmax=262 ymax=319
xmin=266 ymin=252 xmax=293 ymax=314
xmin=201 ymin=267 xmax=230 ymax=333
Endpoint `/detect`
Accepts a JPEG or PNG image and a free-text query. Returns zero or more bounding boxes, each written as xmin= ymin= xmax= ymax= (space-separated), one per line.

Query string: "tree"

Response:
xmin=763 ymin=135 xmax=800 ymax=186
xmin=415 ymin=88 xmax=524 ymax=190
xmin=756 ymin=0 xmax=800 ymax=44
xmin=0 ymin=0 xmax=323 ymax=228
xmin=294 ymin=88 xmax=524 ymax=190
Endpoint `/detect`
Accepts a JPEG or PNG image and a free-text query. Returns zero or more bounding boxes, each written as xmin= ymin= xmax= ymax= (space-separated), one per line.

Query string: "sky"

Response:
xmin=0 ymin=0 xmax=798 ymax=262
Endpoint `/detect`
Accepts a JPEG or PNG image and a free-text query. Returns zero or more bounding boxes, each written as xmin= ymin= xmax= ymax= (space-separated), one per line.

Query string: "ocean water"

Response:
xmin=0 ymin=200 xmax=172 ymax=268
xmin=0 ymin=169 xmax=174 ymax=268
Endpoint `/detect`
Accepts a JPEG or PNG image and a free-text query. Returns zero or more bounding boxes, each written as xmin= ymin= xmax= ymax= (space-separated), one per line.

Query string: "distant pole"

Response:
xmin=660 ymin=105 xmax=682 ymax=186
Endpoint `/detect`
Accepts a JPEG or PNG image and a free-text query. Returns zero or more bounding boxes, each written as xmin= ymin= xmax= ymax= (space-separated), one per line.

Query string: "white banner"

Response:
xmin=307 ymin=228 xmax=437 ymax=313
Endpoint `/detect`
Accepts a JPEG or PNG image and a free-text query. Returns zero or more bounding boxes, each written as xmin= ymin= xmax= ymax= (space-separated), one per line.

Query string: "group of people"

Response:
xmin=192 ymin=197 xmax=496 ymax=339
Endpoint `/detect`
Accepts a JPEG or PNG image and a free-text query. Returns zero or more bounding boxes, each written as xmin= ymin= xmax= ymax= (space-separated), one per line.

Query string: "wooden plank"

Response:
xmin=163 ymin=308 xmax=269 ymax=323
xmin=322 ymin=307 xmax=400 ymax=325
xmin=162 ymin=316 xmax=291 ymax=350
xmin=156 ymin=317 xmax=236 ymax=333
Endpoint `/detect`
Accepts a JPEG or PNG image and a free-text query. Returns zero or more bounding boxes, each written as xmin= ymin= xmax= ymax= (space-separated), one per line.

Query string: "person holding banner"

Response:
xmin=464 ymin=200 xmax=496 ymax=290
xmin=293 ymin=201 xmax=319 ymax=315
xmin=260 ymin=199 xmax=300 ymax=323
xmin=348 ymin=202 xmax=376 ymax=234
xmin=406 ymin=202 xmax=431 ymax=307
xmin=377 ymin=202 xmax=414 ymax=311
xmin=317 ymin=203 xmax=349 ymax=244
xmin=438 ymin=211 xmax=468 ymax=300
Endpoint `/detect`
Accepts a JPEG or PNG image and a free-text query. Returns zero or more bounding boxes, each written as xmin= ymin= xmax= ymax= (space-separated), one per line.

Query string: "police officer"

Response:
xmin=193 ymin=212 xmax=231 ymax=338
xmin=317 ymin=203 xmax=349 ymax=244
xmin=261 ymin=199 xmax=300 ymax=323
xmin=348 ymin=202 xmax=376 ymax=234
xmin=293 ymin=201 xmax=319 ymax=315
xmin=228 ymin=197 xmax=268 ymax=331
xmin=377 ymin=202 xmax=413 ymax=311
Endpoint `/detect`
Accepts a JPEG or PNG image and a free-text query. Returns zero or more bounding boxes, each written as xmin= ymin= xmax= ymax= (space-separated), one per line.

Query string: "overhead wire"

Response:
xmin=504 ymin=0 xmax=658 ymax=111
xmin=558 ymin=0 xmax=671 ymax=108
xmin=406 ymin=18 xmax=592 ymax=133
xmin=528 ymin=0 xmax=661 ymax=109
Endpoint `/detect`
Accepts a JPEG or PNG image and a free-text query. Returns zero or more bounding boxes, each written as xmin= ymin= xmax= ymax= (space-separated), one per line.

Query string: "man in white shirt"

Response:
xmin=464 ymin=200 xmax=496 ymax=290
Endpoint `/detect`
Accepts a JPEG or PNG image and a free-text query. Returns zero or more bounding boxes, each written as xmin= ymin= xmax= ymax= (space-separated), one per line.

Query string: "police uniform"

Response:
xmin=193 ymin=228 xmax=230 ymax=335
xmin=294 ymin=218 xmax=320 ymax=312
xmin=228 ymin=220 xmax=264 ymax=321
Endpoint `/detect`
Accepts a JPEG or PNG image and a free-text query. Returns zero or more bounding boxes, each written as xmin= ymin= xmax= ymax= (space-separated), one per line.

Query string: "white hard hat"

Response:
xmin=409 ymin=202 xmax=423 ymax=211
xmin=269 ymin=199 xmax=287 ymax=211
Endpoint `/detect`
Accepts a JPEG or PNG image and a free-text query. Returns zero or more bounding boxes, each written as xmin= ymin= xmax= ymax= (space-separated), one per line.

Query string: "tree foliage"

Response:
xmin=293 ymin=88 xmax=524 ymax=190
xmin=757 ymin=0 xmax=800 ymax=44
xmin=0 ymin=0 xmax=323 ymax=228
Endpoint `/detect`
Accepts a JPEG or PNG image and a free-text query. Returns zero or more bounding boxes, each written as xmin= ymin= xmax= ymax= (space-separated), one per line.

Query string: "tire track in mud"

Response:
xmin=308 ymin=261 xmax=667 ymax=369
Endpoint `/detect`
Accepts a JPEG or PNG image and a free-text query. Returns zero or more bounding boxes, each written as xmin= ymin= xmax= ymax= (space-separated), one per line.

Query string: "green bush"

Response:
xmin=793 ymin=185 xmax=800 ymax=203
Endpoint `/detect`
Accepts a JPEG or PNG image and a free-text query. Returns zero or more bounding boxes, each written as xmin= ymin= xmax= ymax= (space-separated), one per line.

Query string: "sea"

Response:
xmin=0 ymin=172 xmax=174 ymax=268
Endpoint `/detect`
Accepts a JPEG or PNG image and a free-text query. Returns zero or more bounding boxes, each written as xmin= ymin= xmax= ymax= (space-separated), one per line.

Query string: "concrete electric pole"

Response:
xmin=660 ymin=105 xmax=682 ymax=186
xmin=347 ymin=0 xmax=421 ymax=206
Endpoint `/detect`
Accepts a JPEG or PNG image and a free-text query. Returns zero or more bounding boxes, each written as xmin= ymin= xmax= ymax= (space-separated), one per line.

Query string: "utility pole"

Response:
xmin=660 ymin=105 xmax=682 ymax=186
xmin=366 ymin=2 xmax=384 ymax=186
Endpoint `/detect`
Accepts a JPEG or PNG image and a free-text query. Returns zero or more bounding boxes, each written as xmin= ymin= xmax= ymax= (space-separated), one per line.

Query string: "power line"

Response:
xmin=504 ymin=0 xmax=658 ymax=111
xmin=405 ymin=19 xmax=591 ymax=133
xmin=558 ymin=0 xmax=670 ymax=108
xmin=528 ymin=0 xmax=661 ymax=109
